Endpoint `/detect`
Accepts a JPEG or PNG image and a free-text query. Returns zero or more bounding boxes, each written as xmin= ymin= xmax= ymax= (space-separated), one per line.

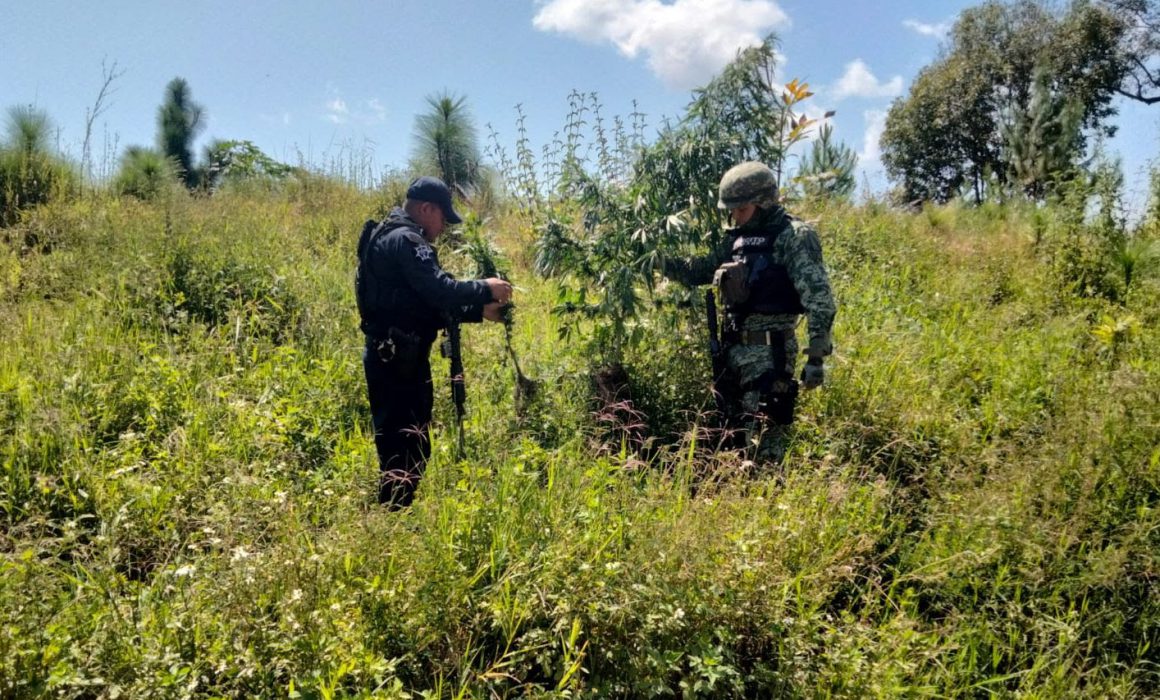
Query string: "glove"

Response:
xmin=800 ymin=358 xmax=824 ymax=389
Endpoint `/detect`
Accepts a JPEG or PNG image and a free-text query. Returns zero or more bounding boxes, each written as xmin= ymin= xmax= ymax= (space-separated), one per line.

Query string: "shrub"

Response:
xmin=112 ymin=146 xmax=179 ymax=200
xmin=0 ymin=106 xmax=76 ymax=227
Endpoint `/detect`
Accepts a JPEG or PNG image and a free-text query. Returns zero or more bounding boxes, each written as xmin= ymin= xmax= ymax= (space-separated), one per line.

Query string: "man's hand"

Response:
xmin=800 ymin=357 xmax=824 ymax=390
xmin=482 ymin=302 xmax=507 ymax=322
xmin=484 ymin=278 xmax=513 ymax=304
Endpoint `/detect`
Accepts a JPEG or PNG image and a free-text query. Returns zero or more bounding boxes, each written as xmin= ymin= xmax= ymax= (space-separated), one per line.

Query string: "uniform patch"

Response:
xmin=413 ymin=243 xmax=434 ymax=263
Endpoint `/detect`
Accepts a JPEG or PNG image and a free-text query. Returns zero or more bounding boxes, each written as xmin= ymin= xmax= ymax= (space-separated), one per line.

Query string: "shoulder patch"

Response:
xmin=397 ymin=229 xmax=434 ymax=262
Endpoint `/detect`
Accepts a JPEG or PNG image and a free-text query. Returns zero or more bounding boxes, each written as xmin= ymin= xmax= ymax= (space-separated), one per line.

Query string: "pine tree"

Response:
xmin=797 ymin=123 xmax=858 ymax=201
xmin=157 ymin=78 xmax=205 ymax=189
xmin=1001 ymin=68 xmax=1085 ymax=200
xmin=410 ymin=91 xmax=482 ymax=197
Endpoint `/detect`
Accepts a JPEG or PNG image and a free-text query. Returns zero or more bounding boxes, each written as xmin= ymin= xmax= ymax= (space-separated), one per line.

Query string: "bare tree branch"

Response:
xmin=82 ymin=59 xmax=125 ymax=184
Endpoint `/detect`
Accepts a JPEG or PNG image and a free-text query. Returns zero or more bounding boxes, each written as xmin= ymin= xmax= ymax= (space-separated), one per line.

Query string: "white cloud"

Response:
xmin=367 ymin=99 xmax=387 ymax=121
xmin=326 ymin=97 xmax=349 ymax=124
xmin=533 ymin=0 xmax=791 ymax=90
xmin=903 ymin=19 xmax=950 ymax=38
xmin=323 ymin=94 xmax=386 ymax=126
xmin=859 ymin=109 xmax=888 ymax=165
xmin=831 ymin=60 xmax=902 ymax=101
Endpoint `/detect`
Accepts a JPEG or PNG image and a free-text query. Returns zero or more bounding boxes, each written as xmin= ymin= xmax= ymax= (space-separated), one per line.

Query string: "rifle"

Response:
xmin=705 ymin=289 xmax=729 ymax=417
xmin=441 ymin=315 xmax=467 ymax=459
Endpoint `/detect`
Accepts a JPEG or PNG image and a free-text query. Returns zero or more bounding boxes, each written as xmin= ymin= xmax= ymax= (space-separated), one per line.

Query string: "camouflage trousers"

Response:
xmin=725 ymin=325 xmax=799 ymax=464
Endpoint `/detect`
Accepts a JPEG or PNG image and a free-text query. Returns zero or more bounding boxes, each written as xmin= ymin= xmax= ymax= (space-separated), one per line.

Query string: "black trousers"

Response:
xmin=363 ymin=343 xmax=433 ymax=508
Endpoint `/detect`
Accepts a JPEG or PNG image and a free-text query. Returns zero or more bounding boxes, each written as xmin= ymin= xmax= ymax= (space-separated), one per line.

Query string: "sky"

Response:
xmin=3 ymin=0 xmax=1158 ymax=215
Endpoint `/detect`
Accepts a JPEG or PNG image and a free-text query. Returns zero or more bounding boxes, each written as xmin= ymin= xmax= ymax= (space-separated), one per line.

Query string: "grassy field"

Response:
xmin=1 ymin=183 xmax=1157 ymax=697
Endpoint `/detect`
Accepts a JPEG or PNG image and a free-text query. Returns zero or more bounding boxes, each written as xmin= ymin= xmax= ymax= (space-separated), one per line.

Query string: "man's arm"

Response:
xmin=784 ymin=222 xmax=836 ymax=359
xmin=660 ymin=236 xmax=733 ymax=287
xmin=394 ymin=231 xmax=494 ymax=311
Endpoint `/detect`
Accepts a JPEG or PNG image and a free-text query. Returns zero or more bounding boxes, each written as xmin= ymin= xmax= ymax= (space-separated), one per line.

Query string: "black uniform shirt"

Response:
xmin=358 ymin=208 xmax=492 ymax=343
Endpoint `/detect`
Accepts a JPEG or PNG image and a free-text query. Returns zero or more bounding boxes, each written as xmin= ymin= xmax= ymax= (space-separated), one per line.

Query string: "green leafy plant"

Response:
xmin=200 ymin=139 xmax=294 ymax=191
xmin=113 ymin=146 xmax=178 ymax=200
xmin=0 ymin=106 xmax=76 ymax=227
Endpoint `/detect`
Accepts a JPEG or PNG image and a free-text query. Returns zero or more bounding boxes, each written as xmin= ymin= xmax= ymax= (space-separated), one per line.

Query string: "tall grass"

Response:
xmin=0 ymin=184 xmax=1156 ymax=697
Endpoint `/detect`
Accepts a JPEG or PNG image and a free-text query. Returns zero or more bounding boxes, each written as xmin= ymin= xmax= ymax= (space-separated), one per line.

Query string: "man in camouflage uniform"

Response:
xmin=663 ymin=161 xmax=836 ymax=463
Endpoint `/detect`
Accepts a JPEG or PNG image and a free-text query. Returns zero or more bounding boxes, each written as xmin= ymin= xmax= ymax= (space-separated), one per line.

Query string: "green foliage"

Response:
xmin=156 ymin=246 xmax=303 ymax=344
xmin=113 ymin=146 xmax=178 ymax=200
xmin=201 ymin=139 xmax=294 ymax=191
xmin=882 ymin=54 xmax=992 ymax=203
xmin=0 ymin=106 xmax=76 ymax=227
xmin=410 ymin=91 xmax=483 ymax=197
xmin=797 ymin=123 xmax=858 ymax=201
xmin=1097 ymin=0 xmax=1160 ymax=104
xmin=519 ymin=35 xmax=831 ymax=364
xmin=1 ymin=188 xmax=1158 ymax=696
xmin=157 ymin=77 xmax=206 ymax=189
xmin=633 ymin=37 xmax=807 ymax=240
xmin=1147 ymin=162 xmax=1160 ymax=227
xmin=1001 ymin=67 xmax=1086 ymax=200
xmin=882 ymin=0 xmax=1128 ymax=204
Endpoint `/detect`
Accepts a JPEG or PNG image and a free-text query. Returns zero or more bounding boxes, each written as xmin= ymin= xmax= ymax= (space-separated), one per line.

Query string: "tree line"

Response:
xmin=881 ymin=0 xmax=1158 ymax=204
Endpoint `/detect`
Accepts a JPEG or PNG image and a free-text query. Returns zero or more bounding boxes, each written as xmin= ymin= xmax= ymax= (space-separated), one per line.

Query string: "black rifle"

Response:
xmin=441 ymin=316 xmax=467 ymax=459
xmin=705 ymin=289 xmax=729 ymax=417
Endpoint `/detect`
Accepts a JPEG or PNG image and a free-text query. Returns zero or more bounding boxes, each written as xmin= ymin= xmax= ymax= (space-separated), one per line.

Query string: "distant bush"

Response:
xmin=0 ymin=106 xmax=76 ymax=227
xmin=113 ymin=146 xmax=179 ymax=200
xmin=200 ymin=139 xmax=294 ymax=193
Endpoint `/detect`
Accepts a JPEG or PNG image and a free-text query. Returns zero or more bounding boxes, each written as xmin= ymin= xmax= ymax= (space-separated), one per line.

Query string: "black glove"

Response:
xmin=800 ymin=357 xmax=824 ymax=389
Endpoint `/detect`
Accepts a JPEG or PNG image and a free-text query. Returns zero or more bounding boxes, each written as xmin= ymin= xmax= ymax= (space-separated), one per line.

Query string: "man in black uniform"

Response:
xmin=356 ymin=176 xmax=512 ymax=508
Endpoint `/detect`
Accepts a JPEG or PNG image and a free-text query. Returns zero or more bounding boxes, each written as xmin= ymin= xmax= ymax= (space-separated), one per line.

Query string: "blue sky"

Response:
xmin=4 ymin=0 xmax=1157 ymax=213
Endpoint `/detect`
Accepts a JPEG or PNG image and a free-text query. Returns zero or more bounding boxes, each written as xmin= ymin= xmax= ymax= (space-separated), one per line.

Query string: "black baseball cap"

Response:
xmin=406 ymin=176 xmax=463 ymax=224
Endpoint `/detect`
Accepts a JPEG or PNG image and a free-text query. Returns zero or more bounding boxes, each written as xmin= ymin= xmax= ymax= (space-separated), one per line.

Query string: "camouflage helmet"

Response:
xmin=717 ymin=161 xmax=779 ymax=210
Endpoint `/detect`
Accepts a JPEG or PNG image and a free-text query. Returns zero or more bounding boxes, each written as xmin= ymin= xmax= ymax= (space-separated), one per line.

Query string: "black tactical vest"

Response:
xmin=729 ymin=221 xmax=805 ymax=316
xmin=355 ymin=218 xmax=382 ymax=333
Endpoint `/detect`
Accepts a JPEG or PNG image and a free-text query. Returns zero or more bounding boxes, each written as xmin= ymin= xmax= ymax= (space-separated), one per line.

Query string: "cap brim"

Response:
xmin=445 ymin=206 xmax=463 ymax=225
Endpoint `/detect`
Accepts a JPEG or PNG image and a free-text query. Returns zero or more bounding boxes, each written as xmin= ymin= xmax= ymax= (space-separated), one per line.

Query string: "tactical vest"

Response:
xmin=355 ymin=219 xmax=382 ymax=334
xmin=355 ymin=216 xmax=446 ymax=342
xmin=728 ymin=222 xmax=805 ymax=316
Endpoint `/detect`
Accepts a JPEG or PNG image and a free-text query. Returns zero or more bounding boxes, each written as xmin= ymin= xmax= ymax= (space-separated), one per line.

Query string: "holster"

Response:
xmin=763 ymin=377 xmax=798 ymax=425
xmin=374 ymin=327 xmax=424 ymax=375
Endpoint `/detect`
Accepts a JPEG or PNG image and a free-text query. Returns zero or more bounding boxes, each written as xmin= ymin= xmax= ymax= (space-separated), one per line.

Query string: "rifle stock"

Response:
xmin=441 ymin=316 xmax=466 ymax=459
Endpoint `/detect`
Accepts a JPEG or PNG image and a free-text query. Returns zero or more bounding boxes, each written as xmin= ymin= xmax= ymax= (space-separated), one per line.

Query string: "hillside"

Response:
xmin=1 ymin=185 xmax=1157 ymax=697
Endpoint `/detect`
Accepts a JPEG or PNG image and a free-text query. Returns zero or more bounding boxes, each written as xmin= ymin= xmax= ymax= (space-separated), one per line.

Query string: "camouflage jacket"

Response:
xmin=662 ymin=207 xmax=836 ymax=357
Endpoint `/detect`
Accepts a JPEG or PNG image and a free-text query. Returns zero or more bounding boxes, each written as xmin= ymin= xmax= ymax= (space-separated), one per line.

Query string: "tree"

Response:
xmin=1098 ymin=0 xmax=1160 ymax=104
xmin=157 ymin=77 xmax=205 ymax=189
xmin=200 ymin=139 xmax=293 ymax=191
xmin=631 ymin=35 xmax=814 ymax=248
xmin=1001 ymin=67 xmax=1086 ymax=199
xmin=410 ymin=91 xmax=482 ymax=197
xmin=796 ymin=123 xmax=858 ymax=201
xmin=881 ymin=0 xmax=1127 ymax=203
xmin=532 ymin=35 xmax=829 ymax=363
xmin=881 ymin=55 xmax=998 ymax=203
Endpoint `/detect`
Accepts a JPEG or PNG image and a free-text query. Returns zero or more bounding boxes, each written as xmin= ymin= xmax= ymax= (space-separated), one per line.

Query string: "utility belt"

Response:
xmin=740 ymin=328 xmax=793 ymax=346
xmin=368 ymin=326 xmax=426 ymax=373
xmin=739 ymin=326 xmax=796 ymax=426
